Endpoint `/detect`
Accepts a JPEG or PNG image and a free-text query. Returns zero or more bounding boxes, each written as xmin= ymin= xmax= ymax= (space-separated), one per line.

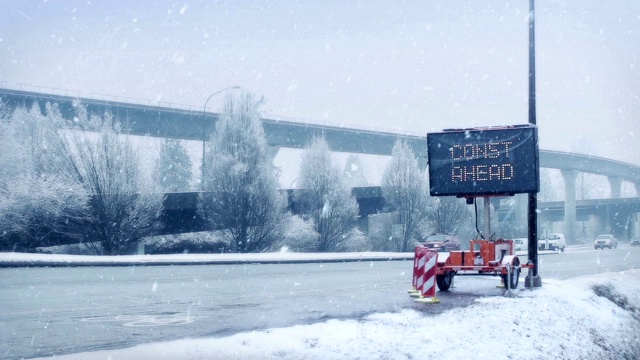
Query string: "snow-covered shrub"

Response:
xmin=142 ymin=232 xmax=230 ymax=254
xmin=336 ymin=227 xmax=370 ymax=252
xmin=271 ymin=214 xmax=320 ymax=252
xmin=35 ymin=242 xmax=98 ymax=255
xmin=0 ymin=175 xmax=90 ymax=252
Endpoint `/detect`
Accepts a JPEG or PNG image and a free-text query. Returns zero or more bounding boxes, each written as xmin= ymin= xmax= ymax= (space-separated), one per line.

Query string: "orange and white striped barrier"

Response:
xmin=413 ymin=247 xmax=440 ymax=304
xmin=408 ymin=246 xmax=422 ymax=295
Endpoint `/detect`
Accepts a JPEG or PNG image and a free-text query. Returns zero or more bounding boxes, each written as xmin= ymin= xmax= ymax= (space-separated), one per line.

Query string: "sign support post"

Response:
xmin=525 ymin=0 xmax=542 ymax=288
xmin=484 ymin=196 xmax=491 ymax=240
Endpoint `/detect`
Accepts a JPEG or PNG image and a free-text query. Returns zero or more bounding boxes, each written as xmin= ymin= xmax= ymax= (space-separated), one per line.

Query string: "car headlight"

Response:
xmin=433 ymin=244 xmax=440 ymax=248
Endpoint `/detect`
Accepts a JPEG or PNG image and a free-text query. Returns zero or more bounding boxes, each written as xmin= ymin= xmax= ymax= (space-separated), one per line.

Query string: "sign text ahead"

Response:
xmin=427 ymin=125 xmax=539 ymax=196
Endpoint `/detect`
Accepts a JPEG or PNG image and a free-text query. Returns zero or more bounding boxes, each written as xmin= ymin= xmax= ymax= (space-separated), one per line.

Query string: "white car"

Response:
xmin=513 ymin=238 xmax=528 ymax=251
xmin=594 ymin=234 xmax=618 ymax=249
xmin=538 ymin=233 xmax=566 ymax=252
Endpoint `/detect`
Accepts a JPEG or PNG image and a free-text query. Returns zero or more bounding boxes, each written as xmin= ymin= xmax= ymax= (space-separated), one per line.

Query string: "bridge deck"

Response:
xmin=3 ymin=87 xmax=639 ymax=183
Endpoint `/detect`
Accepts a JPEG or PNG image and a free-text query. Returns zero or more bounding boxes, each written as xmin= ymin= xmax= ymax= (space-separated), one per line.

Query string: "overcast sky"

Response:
xmin=1 ymin=0 xmax=639 ymax=170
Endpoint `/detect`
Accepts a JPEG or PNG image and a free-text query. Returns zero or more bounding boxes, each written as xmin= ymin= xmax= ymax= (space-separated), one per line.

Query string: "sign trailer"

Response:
xmin=410 ymin=125 xmax=539 ymax=304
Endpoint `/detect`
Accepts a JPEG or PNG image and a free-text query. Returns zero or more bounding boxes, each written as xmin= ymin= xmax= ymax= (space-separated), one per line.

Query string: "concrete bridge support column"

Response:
xmin=357 ymin=216 xmax=370 ymax=238
xmin=418 ymin=158 xmax=428 ymax=173
xmin=561 ymin=169 xmax=577 ymax=245
xmin=267 ymin=145 xmax=280 ymax=162
xmin=608 ymin=176 xmax=622 ymax=198
xmin=635 ymin=183 xmax=640 ymax=197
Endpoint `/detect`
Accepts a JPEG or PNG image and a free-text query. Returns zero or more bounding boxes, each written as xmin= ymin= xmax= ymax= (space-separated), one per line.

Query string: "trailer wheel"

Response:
xmin=501 ymin=267 xmax=520 ymax=289
xmin=436 ymin=272 xmax=454 ymax=291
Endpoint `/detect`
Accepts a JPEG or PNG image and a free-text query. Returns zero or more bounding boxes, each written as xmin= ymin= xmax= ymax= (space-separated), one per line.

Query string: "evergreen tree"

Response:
xmin=198 ymin=91 xmax=287 ymax=253
xmin=296 ymin=136 xmax=360 ymax=252
xmin=154 ymin=138 xmax=193 ymax=191
xmin=343 ymin=154 xmax=368 ymax=188
xmin=381 ymin=140 xmax=433 ymax=252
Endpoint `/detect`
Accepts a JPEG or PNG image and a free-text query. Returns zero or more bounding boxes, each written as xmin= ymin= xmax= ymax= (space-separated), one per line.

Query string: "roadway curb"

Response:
xmin=1 ymin=245 xmax=588 ymax=268
xmin=0 ymin=255 xmax=415 ymax=268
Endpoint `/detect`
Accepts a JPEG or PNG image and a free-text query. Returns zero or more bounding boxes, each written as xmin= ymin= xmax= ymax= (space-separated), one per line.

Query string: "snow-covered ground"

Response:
xmin=2 ymin=252 xmax=636 ymax=359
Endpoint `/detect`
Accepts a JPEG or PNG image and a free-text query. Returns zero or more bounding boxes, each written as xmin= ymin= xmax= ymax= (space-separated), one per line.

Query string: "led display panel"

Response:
xmin=427 ymin=125 xmax=539 ymax=196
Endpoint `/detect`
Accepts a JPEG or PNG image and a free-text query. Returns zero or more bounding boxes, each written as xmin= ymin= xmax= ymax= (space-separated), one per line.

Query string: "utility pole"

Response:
xmin=526 ymin=0 xmax=542 ymax=288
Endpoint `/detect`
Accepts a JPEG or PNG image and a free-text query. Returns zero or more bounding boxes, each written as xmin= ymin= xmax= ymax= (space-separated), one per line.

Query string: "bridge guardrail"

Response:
xmin=2 ymin=82 xmax=424 ymax=138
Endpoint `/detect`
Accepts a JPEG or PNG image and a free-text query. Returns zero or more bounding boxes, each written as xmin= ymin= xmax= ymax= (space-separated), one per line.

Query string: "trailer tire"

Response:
xmin=501 ymin=267 xmax=520 ymax=290
xmin=436 ymin=272 xmax=454 ymax=291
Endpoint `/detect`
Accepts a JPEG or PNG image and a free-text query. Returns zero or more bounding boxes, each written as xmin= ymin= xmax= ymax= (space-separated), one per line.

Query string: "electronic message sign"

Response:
xmin=427 ymin=125 xmax=539 ymax=196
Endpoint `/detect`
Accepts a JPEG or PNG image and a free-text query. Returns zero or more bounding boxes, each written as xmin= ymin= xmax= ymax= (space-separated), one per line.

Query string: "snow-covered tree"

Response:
xmin=0 ymin=175 xmax=90 ymax=251
xmin=295 ymin=136 xmax=360 ymax=252
xmin=0 ymin=104 xmax=90 ymax=251
xmin=428 ymin=196 xmax=470 ymax=235
xmin=154 ymin=138 xmax=193 ymax=191
xmin=368 ymin=212 xmax=403 ymax=252
xmin=198 ymin=91 xmax=287 ymax=253
xmin=50 ymin=107 xmax=164 ymax=255
xmin=381 ymin=140 xmax=433 ymax=252
xmin=343 ymin=154 xmax=368 ymax=187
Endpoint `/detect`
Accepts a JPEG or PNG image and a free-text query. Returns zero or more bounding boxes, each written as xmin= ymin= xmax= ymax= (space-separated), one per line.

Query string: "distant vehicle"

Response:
xmin=631 ymin=237 xmax=640 ymax=247
xmin=538 ymin=233 xmax=566 ymax=252
xmin=423 ymin=234 xmax=461 ymax=252
xmin=594 ymin=234 xmax=618 ymax=249
xmin=513 ymin=238 xmax=528 ymax=251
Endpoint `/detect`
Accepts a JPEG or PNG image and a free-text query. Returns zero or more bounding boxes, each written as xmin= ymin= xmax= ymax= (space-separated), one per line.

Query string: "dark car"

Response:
xmin=631 ymin=237 xmax=640 ymax=247
xmin=423 ymin=234 xmax=461 ymax=252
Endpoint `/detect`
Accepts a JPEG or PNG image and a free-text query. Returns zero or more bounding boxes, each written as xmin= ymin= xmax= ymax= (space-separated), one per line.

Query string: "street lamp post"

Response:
xmin=202 ymin=86 xmax=240 ymax=187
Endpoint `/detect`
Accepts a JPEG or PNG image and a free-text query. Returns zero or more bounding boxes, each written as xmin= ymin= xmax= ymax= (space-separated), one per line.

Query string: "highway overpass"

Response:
xmin=2 ymin=86 xmax=640 ymax=244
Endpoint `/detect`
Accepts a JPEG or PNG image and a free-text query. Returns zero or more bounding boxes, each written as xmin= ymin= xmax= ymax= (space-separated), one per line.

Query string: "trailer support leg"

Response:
xmin=504 ymin=265 xmax=515 ymax=298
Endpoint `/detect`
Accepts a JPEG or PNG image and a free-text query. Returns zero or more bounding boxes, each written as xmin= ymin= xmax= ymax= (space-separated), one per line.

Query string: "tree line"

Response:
xmin=0 ymin=91 xmax=473 ymax=255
